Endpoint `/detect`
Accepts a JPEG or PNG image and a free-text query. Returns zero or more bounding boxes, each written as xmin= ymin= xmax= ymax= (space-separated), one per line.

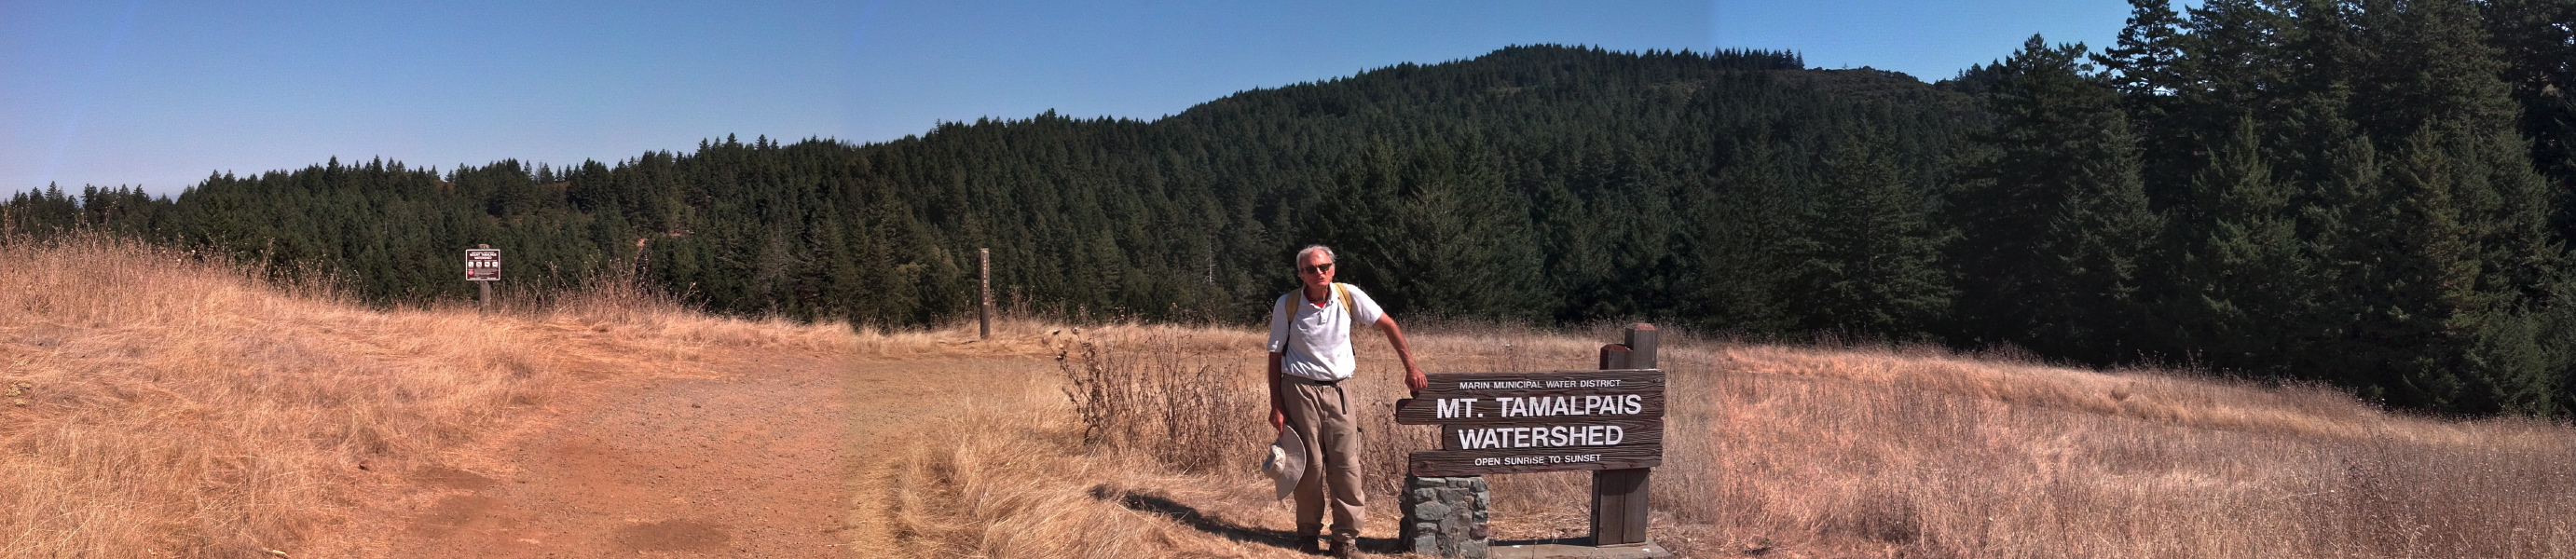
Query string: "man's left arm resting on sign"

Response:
xmin=1378 ymin=315 xmax=1429 ymax=393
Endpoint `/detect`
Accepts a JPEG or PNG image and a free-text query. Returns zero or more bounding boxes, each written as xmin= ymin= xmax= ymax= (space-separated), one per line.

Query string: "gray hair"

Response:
xmin=1294 ymin=245 xmax=1336 ymax=268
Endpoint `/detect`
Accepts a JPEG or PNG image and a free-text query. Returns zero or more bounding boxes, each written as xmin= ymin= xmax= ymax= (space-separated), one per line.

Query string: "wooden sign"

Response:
xmin=465 ymin=249 xmax=500 ymax=281
xmin=1395 ymin=369 xmax=1665 ymax=476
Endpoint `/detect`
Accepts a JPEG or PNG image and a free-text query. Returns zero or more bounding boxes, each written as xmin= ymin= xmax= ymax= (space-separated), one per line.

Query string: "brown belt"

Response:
xmin=1287 ymin=375 xmax=1343 ymax=387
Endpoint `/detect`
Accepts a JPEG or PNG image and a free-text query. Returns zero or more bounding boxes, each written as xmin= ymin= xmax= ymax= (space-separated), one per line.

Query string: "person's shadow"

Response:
xmin=1093 ymin=485 xmax=1403 ymax=554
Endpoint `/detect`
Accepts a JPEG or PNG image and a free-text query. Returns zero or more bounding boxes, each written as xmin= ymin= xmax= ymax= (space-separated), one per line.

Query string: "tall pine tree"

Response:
xmin=1785 ymin=127 xmax=1954 ymax=339
xmin=1952 ymin=35 xmax=2165 ymax=364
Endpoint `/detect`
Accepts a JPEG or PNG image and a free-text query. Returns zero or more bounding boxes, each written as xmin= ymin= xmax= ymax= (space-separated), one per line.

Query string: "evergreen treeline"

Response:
xmin=2058 ymin=0 xmax=2576 ymax=415
xmin=7 ymin=2 xmax=2576 ymax=417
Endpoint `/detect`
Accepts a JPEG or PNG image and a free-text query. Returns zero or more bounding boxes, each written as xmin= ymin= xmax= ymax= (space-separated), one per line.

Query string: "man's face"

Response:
xmin=1297 ymin=252 xmax=1336 ymax=288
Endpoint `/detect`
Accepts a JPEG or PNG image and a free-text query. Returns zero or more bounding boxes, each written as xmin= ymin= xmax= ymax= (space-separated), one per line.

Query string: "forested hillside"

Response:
xmin=7 ymin=0 xmax=2574 ymax=416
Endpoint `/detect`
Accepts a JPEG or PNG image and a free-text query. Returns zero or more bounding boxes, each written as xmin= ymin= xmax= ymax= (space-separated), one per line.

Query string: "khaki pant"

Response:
xmin=1281 ymin=375 xmax=1365 ymax=539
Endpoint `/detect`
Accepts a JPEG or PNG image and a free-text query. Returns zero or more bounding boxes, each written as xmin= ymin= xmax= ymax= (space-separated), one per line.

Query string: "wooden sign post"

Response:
xmin=465 ymin=245 xmax=500 ymax=313
xmin=979 ymin=248 xmax=993 ymax=339
xmin=1592 ymin=324 xmax=1657 ymax=548
xmin=1394 ymin=323 xmax=1670 ymax=558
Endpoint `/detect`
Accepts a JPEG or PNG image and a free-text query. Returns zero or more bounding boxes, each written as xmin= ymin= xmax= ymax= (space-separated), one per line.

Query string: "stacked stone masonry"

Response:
xmin=1402 ymin=475 xmax=1491 ymax=558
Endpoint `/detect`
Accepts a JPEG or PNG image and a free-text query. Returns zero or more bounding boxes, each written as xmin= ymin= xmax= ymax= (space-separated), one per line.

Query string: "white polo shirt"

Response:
xmin=1267 ymin=283 xmax=1387 ymax=382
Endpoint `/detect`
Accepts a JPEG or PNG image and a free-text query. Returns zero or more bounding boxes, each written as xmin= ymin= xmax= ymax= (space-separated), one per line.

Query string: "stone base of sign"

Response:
xmin=1489 ymin=539 xmax=1672 ymax=559
xmin=1402 ymin=475 xmax=1491 ymax=558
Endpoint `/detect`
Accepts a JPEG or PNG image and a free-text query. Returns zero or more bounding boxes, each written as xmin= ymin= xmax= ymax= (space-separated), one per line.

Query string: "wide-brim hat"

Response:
xmin=1261 ymin=428 xmax=1307 ymax=499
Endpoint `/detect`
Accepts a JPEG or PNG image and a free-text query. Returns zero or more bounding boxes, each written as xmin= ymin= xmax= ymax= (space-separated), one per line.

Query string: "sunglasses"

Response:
xmin=1298 ymin=263 xmax=1334 ymax=275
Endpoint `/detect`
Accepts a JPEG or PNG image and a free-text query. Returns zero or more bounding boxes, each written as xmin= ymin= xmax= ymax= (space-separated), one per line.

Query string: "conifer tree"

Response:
xmin=1785 ymin=128 xmax=1953 ymax=339
xmin=1677 ymin=138 xmax=1805 ymax=334
xmin=2167 ymin=117 xmax=2307 ymax=372
xmin=2482 ymin=0 xmax=2576 ymax=205
xmin=1315 ymin=139 xmax=1544 ymax=320
xmin=1952 ymin=35 xmax=2163 ymax=363
xmin=2098 ymin=0 xmax=2196 ymax=198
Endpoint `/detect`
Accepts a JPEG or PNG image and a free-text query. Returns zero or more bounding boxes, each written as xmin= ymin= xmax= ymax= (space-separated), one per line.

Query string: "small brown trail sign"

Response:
xmin=465 ymin=249 xmax=500 ymax=281
xmin=1394 ymin=368 xmax=1665 ymax=476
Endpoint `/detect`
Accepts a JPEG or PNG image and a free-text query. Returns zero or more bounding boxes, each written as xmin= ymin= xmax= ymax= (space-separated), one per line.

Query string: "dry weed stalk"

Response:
xmin=1057 ymin=331 xmax=1272 ymax=472
xmin=1054 ymin=325 xmax=1428 ymax=494
xmin=886 ymin=365 xmax=1329 ymax=559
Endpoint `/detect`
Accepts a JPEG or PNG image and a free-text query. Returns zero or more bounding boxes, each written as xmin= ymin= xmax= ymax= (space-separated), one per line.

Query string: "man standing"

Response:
xmin=1268 ymin=245 xmax=1428 ymax=557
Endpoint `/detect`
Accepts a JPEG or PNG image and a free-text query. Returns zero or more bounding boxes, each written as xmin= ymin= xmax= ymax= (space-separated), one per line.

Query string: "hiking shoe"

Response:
xmin=1328 ymin=535 xmax=1359 ymax=558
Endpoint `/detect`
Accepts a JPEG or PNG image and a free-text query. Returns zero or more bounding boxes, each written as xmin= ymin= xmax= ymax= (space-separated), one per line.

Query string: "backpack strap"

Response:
xmin=1284 ymin=283 xmax=1364 ymax=352
xmin=1281 ymin=289 xmax=1306 ymax=349
xmin=1335 ymin=282 xmax=1359 ymax=327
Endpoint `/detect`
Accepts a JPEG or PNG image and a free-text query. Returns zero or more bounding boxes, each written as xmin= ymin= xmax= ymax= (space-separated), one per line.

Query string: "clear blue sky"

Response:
xmin=2 ymin=0 xmax=2152 ymax=197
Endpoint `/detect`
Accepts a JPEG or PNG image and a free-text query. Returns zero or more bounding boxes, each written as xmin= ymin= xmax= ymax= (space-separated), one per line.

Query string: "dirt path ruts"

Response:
xmin=833 ymin=355 xmax=1060 ymax=554
xmin=386 ymin=348 xmax=1048 ymax=557
xmin=391 ymin=355 xmax=856 ymax=557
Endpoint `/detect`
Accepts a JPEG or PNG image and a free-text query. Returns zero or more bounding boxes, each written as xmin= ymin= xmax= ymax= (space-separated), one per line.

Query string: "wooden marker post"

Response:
xmin=465 ymin=244 xmax=500 ymax=314
xmin=1592 ymin=323 xmax=1658 ymax=546
xmin=978 ymin=248 xmax=993 ymax=339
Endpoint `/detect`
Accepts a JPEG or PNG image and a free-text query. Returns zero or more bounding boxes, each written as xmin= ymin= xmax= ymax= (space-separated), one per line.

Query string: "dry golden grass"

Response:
xmin=889 ymin=322 xmax=2576 ymax=558
xmin=1661 ymin=343 xmax=2575 ymax=558
xmin=883 ymin=393 xmax=1295 ymax=558
xmin=0 ymin=235 xmax=859 ymax=558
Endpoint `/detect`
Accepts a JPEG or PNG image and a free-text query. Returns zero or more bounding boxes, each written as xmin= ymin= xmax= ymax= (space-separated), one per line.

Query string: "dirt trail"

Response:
xmin=385 ymin=345 xmax=1047 ymax=557
xmin=832 ymin=355 xmax=1062 ymax=553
